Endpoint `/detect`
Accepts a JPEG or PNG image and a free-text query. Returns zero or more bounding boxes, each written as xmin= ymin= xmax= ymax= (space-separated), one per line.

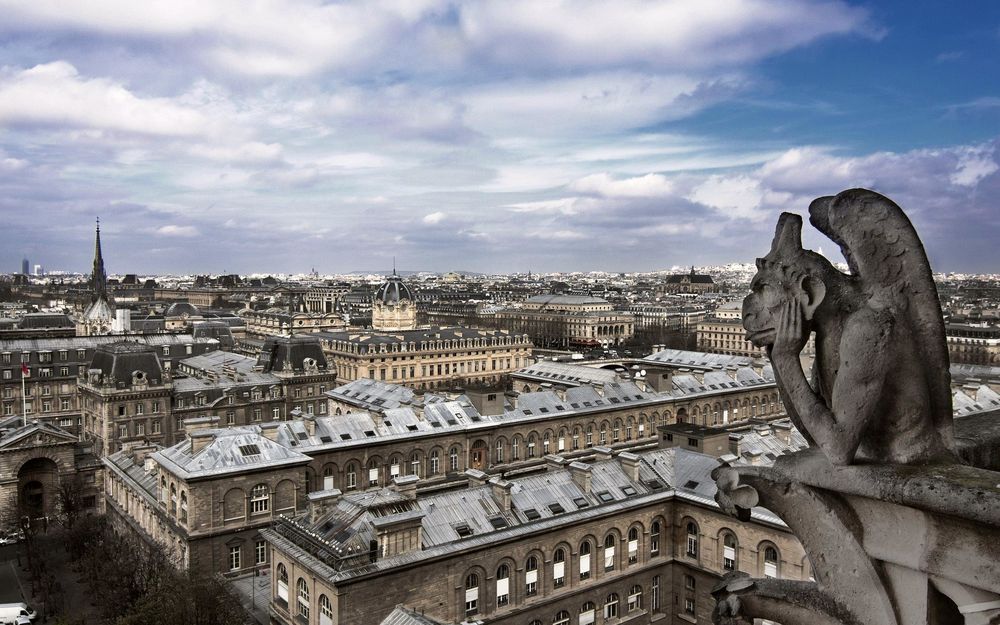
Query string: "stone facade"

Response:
xmin=263 ymin=443 xmax=809 ymax=625
xmin=316 ymin=327 xmax=532 ymax=390
xmin=496 ymin=295 xmax=635 ymax=349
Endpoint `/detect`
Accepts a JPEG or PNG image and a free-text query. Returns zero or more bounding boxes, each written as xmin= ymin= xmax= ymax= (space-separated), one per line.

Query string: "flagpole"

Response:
xmin=21 ymin=367 xmax=28 ymax=427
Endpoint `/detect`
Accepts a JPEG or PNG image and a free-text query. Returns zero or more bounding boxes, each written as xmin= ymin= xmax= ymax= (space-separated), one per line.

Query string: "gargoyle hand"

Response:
xmin=770 ymin=300 xmax=808 ymax=360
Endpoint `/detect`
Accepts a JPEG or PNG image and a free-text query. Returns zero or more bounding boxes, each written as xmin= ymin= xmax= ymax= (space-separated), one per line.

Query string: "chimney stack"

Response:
xmin=260 ymin=421 xmax=282 ymax=442
xmin=465 ymin=468 xmax=489 ymax=487
xmin=544 ymin=454 xmax=566 ymax=472
xmin=190 ymin=430 xmax=214 ymax=455
xmin=307 ymin=488 xmax=342 ymax=523
xmin=490 ymin=477 xmax=513 ymax=513
xmin=393 ymin=474 xmax=419 ymax=500
xmin=593 ymin=446 xmax=614 ymax=461
xmin=618 ymin=451 xmax=641 ymax=482
xmin=568 ymin=461 xmax=592 ymax=493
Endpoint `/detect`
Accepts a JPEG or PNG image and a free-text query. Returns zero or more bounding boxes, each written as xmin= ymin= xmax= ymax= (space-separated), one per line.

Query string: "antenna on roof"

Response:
xmin=392 ymin=256 xmax=396 ymax=276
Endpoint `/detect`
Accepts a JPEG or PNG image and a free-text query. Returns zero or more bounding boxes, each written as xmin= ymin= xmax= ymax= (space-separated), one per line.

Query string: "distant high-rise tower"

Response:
xmin=77 ymin=219 xmax=114 ymax=336
xmin=21 ymin=257 xmax=28 ymax=275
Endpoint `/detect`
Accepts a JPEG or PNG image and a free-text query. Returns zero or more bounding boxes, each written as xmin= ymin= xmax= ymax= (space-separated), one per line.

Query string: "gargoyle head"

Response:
xmin=743 ymin=213 xmax=835 ymax=347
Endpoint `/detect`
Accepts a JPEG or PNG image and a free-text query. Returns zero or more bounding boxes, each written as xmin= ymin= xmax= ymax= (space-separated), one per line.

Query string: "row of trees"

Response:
xmin=24 ymin=515 xmax=251 ymax=625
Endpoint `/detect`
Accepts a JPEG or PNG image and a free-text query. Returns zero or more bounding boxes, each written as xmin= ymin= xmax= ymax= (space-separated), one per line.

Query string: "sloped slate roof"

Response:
xmin=154 ymin=427 xmax=311 ymax=479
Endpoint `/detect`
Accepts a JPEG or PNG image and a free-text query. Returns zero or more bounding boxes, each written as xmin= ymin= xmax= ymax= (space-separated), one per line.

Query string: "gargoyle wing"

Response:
xmin=807 ymin=189 xmax=953 ymax=448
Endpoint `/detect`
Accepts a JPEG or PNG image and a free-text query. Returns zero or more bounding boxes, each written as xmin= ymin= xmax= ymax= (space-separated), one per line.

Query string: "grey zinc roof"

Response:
xmin=380 ymin=606 xmax=447 ymax=625
xmin=106 ymin=449 xmax=158 ymax=499
xmin=953 ymin=385 xmax=1000 ymax=416
xmin=524 ymin=294 xmax=609 ymax=305
xmin=329 ymin=378 xmax=417 ymax=411
xmin=643 ymin=348 xmax=758 ymax=370
xmin=273 ymin=444 xmax=790 ymax=582
xmin=0 ymin=419 xmax=78 ymax=449
xmin=154 ymin=426 xmax=311 ymax=479
xmin=0 ymin=333 xmax=216 ymax=352
xmin=513 ymin=361 xmax=622 ymax=387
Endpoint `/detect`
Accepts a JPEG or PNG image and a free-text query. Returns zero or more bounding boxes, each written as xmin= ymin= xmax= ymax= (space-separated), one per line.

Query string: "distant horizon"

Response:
xmin=1 ymin=2 xmax=998 ymax=274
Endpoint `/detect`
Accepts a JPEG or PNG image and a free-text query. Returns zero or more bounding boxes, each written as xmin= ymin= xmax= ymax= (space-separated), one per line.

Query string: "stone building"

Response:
xmin=242 ymin=307 xmax=347 ymax=338
xmin=314 ymin=327 xmax=533 ymax=390
xmin=81 ymin=334 xmax=336 ymax=456
xmin=372 ymin=271 xmax=418 ymax=331
xmin=262 ymin=442 xmax=809 ymax=625
xmin=495 ymin=295 xmax=635 ymax=349
xmin=658 ymin=268 xmax=715 ymax=295
xmin=305 ymin=282 xmax=352 ymax=314
xmin=945 ymin=321 xmax=1000 ymax=365
xmin=0 ymin=416 xmax=102 ymax=529
xmin=104 ymin=419 xmax=311 ymax=571
xmin=0 ymin=333 xmax=219 ymax=435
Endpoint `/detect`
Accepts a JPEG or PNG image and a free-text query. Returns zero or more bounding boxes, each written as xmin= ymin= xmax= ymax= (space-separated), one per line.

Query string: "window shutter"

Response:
xmin=724 ymin=546 xmax=736 ymax=560
xmin=604 ymin=547 xmax=615 ymax=569
xmin=321 ymin=615 xmax=333 ymax=625
xmin=580 ymin=609 xmax=595 ymax=625
xmin=764 ymin=562 xmax=777 ymax=578
xmin=554 ymin=561 xmax=565 ymax=579
xmin=278 ymin=581 xmax=288 ymax=602
xmin=580 ymin=553 xmax=590 ymax=574
xmin=369 ymin=468 xmax=379 ymax=482
xmin=497 ymin=578 xmax=509 ymax=596
xmin=526 ymin=569 xmax=538 ymax=585
xmin=628 ymin=539 xmax=638 ymax=554
xmin=323 ymin=476 xmax=334 ymax=490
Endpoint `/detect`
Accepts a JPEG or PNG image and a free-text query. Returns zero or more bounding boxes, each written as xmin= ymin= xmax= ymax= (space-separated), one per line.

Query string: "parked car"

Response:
xmin=0 ymin=603 xmax=36 ymax=624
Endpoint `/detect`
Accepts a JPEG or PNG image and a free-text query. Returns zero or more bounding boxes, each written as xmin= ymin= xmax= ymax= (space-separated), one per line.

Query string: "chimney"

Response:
xmin=302 ymin=415 xmax=316 ymax=437
xmin=618 ymin=451 xmax=641 ymax=482
xmin=307 ymin=488 xmax=342 ymax=523
xmin=260 ymin=421 xmax=282 ymax=442
xmin=646 ymin=368 xmax=674 ymax=393
xmin=465 ymin=468 xmax=489 ymax=487
xmin=544 ymin=454 xmax=566 ymax=472
xmin=692 ymin=371 xmax=705 ymax=384
xmin=772 ymin=422 xmax=792 ymax=445
xmin=190 ymin=430 xmax=214 ymax=455
xmin=725 ymin=365 xmax=739 ymax=380
xmin=490 ymin=477 xmax=513 ymax=513
xmin=553 ymin=387 xmax=567 ymax=402
xmin=593 ymin=446 xmax=614 ymax=461
xmin=393 ymin=474 xmax=419 ymax=500
xmin=183 ymin=415 xmax=219 ymax=436
xmin=568 ymin=461 xmax=592 ymax=493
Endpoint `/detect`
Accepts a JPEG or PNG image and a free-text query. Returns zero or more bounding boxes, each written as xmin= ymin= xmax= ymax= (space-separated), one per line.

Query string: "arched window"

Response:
xmin=179 ymin=491 xmax=188 ymax=523
xmin=320 ymin=594 xmax=333 ymax=625
xmin=579 ymin=601 xmax=596 ymax=625
xmin=553 ymin=610 xmax=570 ymax=625
xmin=409 ymin=452 xmax=421 ymax=477
xmin=579 ymin=541 xmax=592 ymax=580
xmin=346 ymin=462 xmax=358 ymax=489
xmin=723 ymin=533 xmax=738 ymax=571
xmin=627 ymin=585 xmax=642 ymax=612
xmin=496 ymin=439 xmax=504 ymax=464
xmin=527 ymin=434 xmax=537 ymax=458
xmin=368 ymin=458 xmax=380 ymax=486
xmin=449 ymin=447 xmax=459 ymax=471
xmin=464 ymin=573 xmax=479 ymax=615
xmin=603 ymin=534 xmax=616 ymax=571
xmin=297 ymin=578 xmax=310 ymax=619
xmin=686 ymin=522 xmax=699 ymax=558
xmin=553 ymin=548 xmax=566 ymax=587
xmin=276 ymin=563 xmax=289 ymax=603
xmin=496 ymin=564 xmax=510 ymax=607
xmin=251 ymin=484 xmax=269 ymax=514
xmin=322 ymin=465 xmax=336 ymax=491
xmin=764 ymin=545 xmax=779 ymax=578
xmin=169 ymin=483 xmax=177 ymax=516
xmin=512 ymin=437 xmax=520 ymax=460
xmin=650 ymin=521 xmax=660 ymax=556
xmin=627 ymin=527 xmax=639 ymax=564
xmin=603 ymin=593 xmax=619 ymax=619
xmin=429 ymin=450 xmax=440 ymax=475
xmin=525 ymin=556 xmax=538 ymax=596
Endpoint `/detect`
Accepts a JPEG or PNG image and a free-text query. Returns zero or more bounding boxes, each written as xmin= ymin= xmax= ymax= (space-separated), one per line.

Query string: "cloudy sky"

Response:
xmin=1 ymin=0 xmax=998 ymax=275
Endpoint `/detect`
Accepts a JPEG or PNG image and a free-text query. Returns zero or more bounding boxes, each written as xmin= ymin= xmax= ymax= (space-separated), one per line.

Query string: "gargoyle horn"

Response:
xmin=768 ymin=212 xmax=804 ymax=258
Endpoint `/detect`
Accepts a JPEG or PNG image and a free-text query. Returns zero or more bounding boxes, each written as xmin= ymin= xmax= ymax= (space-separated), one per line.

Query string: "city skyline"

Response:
xmin=1 ymin=0 xmax=998 ymax=274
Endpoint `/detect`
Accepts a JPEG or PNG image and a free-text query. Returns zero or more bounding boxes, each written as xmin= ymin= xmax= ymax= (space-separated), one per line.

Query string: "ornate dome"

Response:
xmin=165 ymin=302 xmax=200 ymax=318
xmin=374 ymin=273 xmax=414 ymax=305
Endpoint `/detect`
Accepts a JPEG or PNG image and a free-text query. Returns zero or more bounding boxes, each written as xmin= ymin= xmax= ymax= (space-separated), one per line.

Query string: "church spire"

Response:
xmin=91 ymin=217 xmax=108 ymax=302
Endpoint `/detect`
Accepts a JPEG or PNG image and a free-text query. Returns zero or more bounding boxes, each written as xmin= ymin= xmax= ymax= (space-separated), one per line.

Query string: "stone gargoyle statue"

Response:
xmin=708 ymin=189 xmax=974 ymax=625
xmin=742 ymin=187 xmax=955 ymax=465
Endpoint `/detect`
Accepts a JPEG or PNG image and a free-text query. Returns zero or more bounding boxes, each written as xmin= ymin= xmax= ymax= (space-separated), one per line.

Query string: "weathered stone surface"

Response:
xmin=713 ymin=189 xmax=1000 ymax=625
xmin=742 ymin=188 xmax=954 ymax=466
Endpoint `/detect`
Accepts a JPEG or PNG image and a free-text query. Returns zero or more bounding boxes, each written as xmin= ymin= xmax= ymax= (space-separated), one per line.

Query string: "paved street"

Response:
xmin=230 ymin=571 xmax=271 ymax=625
xmin=0 ymin=546 xmax=28 ymax=604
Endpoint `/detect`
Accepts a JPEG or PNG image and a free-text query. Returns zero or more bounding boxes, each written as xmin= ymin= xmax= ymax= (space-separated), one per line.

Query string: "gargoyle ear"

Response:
xmin=769 ymin=212 xmax=803 ymax=257
xmin=799 ymin=275 xmax=826 ymax=320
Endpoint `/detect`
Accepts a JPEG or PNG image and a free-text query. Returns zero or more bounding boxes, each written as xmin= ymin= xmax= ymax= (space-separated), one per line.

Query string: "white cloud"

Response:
xmin=422 ymin=211 xmax=446 ymax=224
xmin=156 ymin=224 xmax=199 ymax=237
xmin=951 ymin=148 xmax=998 ymax=187
xmin=570 ymin=172 xmax=674 ymax=198
xmin=187 ymin=142 xmax=284 ymax=164
xmin=508 ymin=198 xmax=592 ymax=216
xmin=0 ymin=62 xmax=207 ymax=136
xmin=688 ymin=175 xmax=769 ymax=221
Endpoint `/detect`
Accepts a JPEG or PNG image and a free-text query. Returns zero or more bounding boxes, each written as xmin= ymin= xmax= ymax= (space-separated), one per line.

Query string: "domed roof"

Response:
xmin=165 ymin=302 xmax=200 ymax=317
xmin=374 ymin=273 xmax=414 ymax=305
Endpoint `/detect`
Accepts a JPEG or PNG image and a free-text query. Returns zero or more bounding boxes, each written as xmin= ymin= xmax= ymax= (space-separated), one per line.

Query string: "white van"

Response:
xmin=0 ymin=603 xmax=35 ymax=624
